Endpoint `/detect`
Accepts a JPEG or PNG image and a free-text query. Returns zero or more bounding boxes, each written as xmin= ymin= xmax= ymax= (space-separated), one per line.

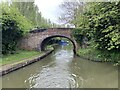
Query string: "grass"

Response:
xmin=77 ymin=46 xmax=120 ymax=65
xmin=46 ymin=45 xmax=54 ymax=50
xmin=1 ymin=50 xmax=42 ymax=66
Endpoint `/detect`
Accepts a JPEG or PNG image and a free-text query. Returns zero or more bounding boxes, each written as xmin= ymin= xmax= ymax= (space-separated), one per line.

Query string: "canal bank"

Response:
xmin=2 ymin=45 xmax=118 ymax=88
xmin=0 ymin=50 xmax=54 ymax=76
xmin=76 ymin=46 xmax=120 ymax=66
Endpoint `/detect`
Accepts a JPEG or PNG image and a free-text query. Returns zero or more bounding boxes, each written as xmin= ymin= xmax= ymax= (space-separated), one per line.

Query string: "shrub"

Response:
xmin=1 ymin=3 xmax=33 ymax=54
xmin=88 ymin=2 xmax=120 ymax=52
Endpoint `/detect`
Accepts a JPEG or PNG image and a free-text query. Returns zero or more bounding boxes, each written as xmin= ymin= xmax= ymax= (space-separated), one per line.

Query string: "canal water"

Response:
xmin=2 ymin=45 xmax=118 ymax=88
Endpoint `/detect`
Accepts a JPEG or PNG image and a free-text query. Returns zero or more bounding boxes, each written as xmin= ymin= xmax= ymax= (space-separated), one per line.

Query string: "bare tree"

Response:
xmin=59 ymin=0 xmax=85 ymax=27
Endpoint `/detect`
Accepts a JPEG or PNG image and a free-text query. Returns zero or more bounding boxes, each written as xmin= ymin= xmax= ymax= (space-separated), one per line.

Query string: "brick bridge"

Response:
xmin=19 ymin=28 xmax=78 ymax=54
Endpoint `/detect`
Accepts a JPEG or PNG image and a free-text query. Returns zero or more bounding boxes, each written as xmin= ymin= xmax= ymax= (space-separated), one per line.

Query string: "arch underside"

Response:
xmin=40 ymin=35 xmax=77 ymax=54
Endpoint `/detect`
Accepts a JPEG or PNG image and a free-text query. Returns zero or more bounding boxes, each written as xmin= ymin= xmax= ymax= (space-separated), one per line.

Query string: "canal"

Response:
xmin=2 ymin=44 xmax=118 ymax=88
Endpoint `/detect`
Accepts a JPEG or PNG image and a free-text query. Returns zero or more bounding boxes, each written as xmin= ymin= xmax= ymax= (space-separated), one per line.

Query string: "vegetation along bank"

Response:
xmin=68 ymin=2 xmax=120 ymax=65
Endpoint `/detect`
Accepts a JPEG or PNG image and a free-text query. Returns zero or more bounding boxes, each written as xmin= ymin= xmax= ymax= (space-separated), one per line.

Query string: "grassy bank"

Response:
xmin=46 ymin=45 xmax=54 ymax=50
xmin=77 ymin=46 xmax=120 ymax=66
xmin=1 ymin=50 xmax=42 ymax=66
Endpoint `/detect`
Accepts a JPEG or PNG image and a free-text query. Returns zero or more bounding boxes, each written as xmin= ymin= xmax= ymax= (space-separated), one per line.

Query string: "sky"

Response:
xmin=0 ymin=0 xmax=64 ymax=24
xmin=34 ymin=0 xmax=64 ymax=24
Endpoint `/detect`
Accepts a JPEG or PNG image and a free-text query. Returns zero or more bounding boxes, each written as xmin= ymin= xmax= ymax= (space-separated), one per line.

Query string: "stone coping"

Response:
xmin=0 ymin=50 xmax=54 ymax=76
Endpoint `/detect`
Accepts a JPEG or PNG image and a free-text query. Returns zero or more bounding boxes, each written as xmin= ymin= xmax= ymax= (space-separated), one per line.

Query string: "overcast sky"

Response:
xmin=34 ymin=0 xmax=64 ymax=24
xmin=0 ymin=0 xmax=64 ymax=24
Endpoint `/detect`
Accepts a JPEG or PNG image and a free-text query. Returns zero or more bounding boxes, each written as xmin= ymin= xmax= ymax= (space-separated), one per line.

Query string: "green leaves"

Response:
xmin=1 ymin=3 xmax=33 ymax=32
xmin=72 ymin=2 xmax=120 ymax=65
xmin=73 ymin=2 xmax=120 ymax=52
xmin=87 ymin=2 xmax=120 ymax=51
xmin=1 ymin=3 xmax=32 ymax=54
xmin=12 ymin=2 xmax=55 ymax=28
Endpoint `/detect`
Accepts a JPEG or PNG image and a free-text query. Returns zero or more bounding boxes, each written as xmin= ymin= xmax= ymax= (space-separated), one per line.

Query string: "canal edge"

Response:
xmin=76 ymin=53 xmax=106 ymax=62
xmin=0 ymin=50 xmax=54 ymax=76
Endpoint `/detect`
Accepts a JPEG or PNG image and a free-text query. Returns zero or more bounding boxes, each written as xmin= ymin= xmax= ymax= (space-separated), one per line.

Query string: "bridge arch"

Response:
xmin=40 ymin=35 xmax=77 ymax=54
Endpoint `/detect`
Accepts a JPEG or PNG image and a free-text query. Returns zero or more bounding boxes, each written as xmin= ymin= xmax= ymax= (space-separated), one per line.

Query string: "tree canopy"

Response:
xmin=60 ymin=1 xmax=120 ymax=52
xmin=1 ymin=1 xmax=59 ymax=54
xmin=12 ymin=1 xmax=56 ymax=28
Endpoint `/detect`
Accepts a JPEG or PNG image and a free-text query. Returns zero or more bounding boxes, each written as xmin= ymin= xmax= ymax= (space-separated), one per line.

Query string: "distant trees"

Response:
xmin=12 ymin=1 xmax=54 ymax=28
xmin=1 ymin=1 xmax=59 ymax=55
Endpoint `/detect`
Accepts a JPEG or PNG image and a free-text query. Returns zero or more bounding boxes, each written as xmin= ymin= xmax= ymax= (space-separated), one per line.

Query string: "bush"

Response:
xmin=1 ymin=3 xmax=33 ymax=54
xmin=88 ymin=2 xmax=120 ymax=52
xmin=72 ymin=28 xmax=91 ymax=47
xmin=72 ymin=28 xmax=84 ymax=46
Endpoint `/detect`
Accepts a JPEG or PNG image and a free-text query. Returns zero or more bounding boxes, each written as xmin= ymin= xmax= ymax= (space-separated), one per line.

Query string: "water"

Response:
xmin=2 ymin=45 xmax=118 ymax=88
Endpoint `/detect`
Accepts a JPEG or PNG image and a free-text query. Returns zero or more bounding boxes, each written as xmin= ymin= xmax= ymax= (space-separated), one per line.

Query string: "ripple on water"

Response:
xmin=2 ymin=45 xmax=118 ymax=88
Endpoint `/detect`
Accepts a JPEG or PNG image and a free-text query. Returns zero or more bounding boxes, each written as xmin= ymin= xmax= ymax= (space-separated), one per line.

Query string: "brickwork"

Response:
xmin=19 ymin=28 xmax=77 ymax=53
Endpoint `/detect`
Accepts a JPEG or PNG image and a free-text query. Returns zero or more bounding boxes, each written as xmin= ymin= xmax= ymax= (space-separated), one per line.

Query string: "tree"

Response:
xmin=59 ymin=0 xmax=85 ymax=27
xmin=88 ymin=2 xmax=120 ymax=51
xmin=12 ymin=1 xmax=37 ymax=26
xmin=1 ymin=2 xmax=33 ymax=54
xmin=12 ymin=1 xmax=57 ymax=28
xmin=70 ymin=1 xmax=120 ymax=52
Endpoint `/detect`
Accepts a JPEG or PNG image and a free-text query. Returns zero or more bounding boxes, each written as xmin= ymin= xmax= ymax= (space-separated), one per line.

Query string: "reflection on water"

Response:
xmin=2 ymin=44 xmax=118 ymax=88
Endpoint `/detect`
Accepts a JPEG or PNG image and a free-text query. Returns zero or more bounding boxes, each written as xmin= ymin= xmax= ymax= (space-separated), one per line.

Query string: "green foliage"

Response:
xmin=2 ymin=50 xmax=41 ymax=65
xmin=1 ymin=3 xmax=33 ymax=54
xmin=72 ymin=2 xmax=120 ymax=64
xmin=88 ymin=2 xmax=120 ymax=51
xmin=72 ymin=27 xmax=91 ymax=47
xmin=72 ymin=28 xmax=84 ymax=46
xmin=12 ymin=2 xmax=56 ymax=28
xmin=73 ymin=2 xmax=120 ymax=52
xmin=77 ymin=45 xmax=120 ymax=64
xmin=1 ymin=1 xmax=59 ymax=55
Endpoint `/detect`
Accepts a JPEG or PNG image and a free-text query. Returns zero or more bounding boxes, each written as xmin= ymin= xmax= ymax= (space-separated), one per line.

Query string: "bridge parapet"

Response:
xmin=19 ymin=28 xmax=77 ymax=53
